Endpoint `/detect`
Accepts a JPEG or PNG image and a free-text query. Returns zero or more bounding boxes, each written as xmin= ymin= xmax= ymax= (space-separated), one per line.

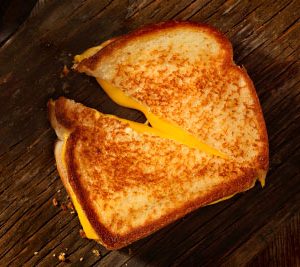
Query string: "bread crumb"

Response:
xmin=80 ymin=257 xmax=84 ymax=262
xmin=65 ymin=248 xmax=68 ymax=251
xmin=62 ymin=82 xmax=70 ymax=94
xmin=52 ymin=198 xmax=58 ymax=207
xmin=34 ymin=251 xmax=38 ymax=255
xmin=79 ymin=229 xmax=86 ymax=238
xmin=57 ymin=189 xmax=61 ymax=193
xmin=92 ymin=249 xmax=100 ymax=257
xmin=58 ymin=252 xmax=66 ymax=262
xmin=53 ymin=253 xmax=56 ymax=257
xmin=60 ymin=65 xmax=69 ymax=78
xmin=67 ymin=201 xmax=74 ymax=210
xmin=61 ymin=203 xmax=67 ymax=211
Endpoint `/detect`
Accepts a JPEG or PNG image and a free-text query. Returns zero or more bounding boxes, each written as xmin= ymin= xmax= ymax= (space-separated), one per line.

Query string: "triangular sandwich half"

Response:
xmin=49 ymin=97 xmax=259 ymax=249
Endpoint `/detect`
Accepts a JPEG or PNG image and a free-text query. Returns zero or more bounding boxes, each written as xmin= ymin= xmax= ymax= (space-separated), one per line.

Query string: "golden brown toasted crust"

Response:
xmin=49 ymin=97 xmax=259 ymax=249
xmin=237 ymin=67 xmax=269 ymax=172
xmin=76 ymin=20 xmax=233 ymax=72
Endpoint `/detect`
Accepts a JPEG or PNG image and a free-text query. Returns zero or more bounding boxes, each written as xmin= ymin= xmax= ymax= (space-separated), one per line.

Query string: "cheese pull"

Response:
xmin=98 ymin=79 xmax=227 ymax=159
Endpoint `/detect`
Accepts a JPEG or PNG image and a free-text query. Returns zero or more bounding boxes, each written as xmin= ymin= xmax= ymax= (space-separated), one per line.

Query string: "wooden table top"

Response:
xmin=0 ymin=0 xmax=299 ymax=266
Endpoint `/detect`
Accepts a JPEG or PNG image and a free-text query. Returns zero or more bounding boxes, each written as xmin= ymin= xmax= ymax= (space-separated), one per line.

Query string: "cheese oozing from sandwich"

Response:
xmin=58 ymin=132 xmax=100 ymax=240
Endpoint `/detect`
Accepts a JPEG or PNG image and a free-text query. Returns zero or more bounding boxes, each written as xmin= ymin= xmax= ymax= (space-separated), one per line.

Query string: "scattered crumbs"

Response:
xmin=62 ymin=82 xmax=70 ymax=93
xmin=34 ymin=251 xmax=38 ymax=255
xmin=53 ymin=253 xmax=56 ymax=257
xmin=58 ymin=252 xmax=66 ymax=262
xmin=0 ymin=72 xmax=12 ymax=85
xmin=67 ymin=201 xmax=74 ymax=210
xmin=79 ymin=229 xmax=86 ymax=238
xmin=125 ymin=264 xmax=128 ymax=266
xmin=65 ymin=248 xmax=68 ymax=251
xmin=61 ymin=203 xmax=67 ymax=211
xmin=57 ymin=189 xmax=61 ymax=193
xmin=60 ymin=65 xmax=69 ymax=78
xmin=92 ymin=249 xmax=100 ymax=257
xmin=70 ymin=211 xmax=75 ymax=214
xmin=80 ymin=257 xmax=84 ymax=262
xmin=52 ymin=198 xmax=58 ymax=207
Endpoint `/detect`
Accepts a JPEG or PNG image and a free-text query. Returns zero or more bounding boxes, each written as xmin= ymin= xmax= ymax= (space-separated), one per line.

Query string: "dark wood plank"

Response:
xmin=247 ymin=213 xmax=300 ymax=267
xmin=0 ymin=0 xmax=38 ymax=45
xmin=0 ymin=0 xmax=299 ymax=266
xmin=172 ymin=153 xmax=300 ymax=266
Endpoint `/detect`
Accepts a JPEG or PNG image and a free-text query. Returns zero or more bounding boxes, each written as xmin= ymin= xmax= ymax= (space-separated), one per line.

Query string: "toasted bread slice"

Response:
xmin=49 ymin=97 xmax=258 ymax=249
xmin=75 ymin=21 xmax=268 ymax=181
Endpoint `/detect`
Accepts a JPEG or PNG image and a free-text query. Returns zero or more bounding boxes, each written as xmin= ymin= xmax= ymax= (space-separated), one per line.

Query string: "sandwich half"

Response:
xmin=49 ymin=97 xmax=260 ymax=249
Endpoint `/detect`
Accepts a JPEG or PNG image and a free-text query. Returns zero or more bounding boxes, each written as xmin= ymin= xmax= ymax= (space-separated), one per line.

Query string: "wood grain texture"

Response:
xmin=0 ymin=0 xmax=299 ymax=266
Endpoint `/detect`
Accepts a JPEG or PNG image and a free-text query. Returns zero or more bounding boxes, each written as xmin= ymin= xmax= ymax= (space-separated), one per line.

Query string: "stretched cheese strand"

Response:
xmin=75 ymin=43 xmax=227 ymax=158
xmin=98 ymin=79 xmax=227 ymax=159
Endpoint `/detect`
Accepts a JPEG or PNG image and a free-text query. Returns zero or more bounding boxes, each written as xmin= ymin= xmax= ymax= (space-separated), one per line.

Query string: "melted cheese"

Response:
xmin=61 ymin=135 xmax=100 ymax=239
xmin=208 ymin=194 xmax=235 ymax=205
xmin=69 ymin=186 xmax=99 ymax=239
xmin=258 ymin=171 xmax=266 ymax=188
xmin=97 ymin=79 xmax=227 ymax=158
xmin=74 ymin=46 xmax=103 ymax=63
xmin=74 ymin=39 xmax=115 ymax=63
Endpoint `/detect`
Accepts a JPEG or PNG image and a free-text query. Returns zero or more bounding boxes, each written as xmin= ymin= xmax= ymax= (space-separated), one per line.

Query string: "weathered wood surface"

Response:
xmin=0 ymin=0 xmax=299 ymax=266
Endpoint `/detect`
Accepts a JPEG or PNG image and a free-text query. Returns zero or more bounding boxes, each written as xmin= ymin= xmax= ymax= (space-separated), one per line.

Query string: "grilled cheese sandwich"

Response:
xmin=49 ymin=21 xmax=268 ymax=249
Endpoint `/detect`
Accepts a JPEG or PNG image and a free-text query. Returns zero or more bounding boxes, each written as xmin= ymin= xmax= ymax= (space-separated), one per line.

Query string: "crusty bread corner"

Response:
xmin=48 ymin=98 xmax=70 ymax=141
xmin=74 ymin=21 xmax=233 ymax=74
